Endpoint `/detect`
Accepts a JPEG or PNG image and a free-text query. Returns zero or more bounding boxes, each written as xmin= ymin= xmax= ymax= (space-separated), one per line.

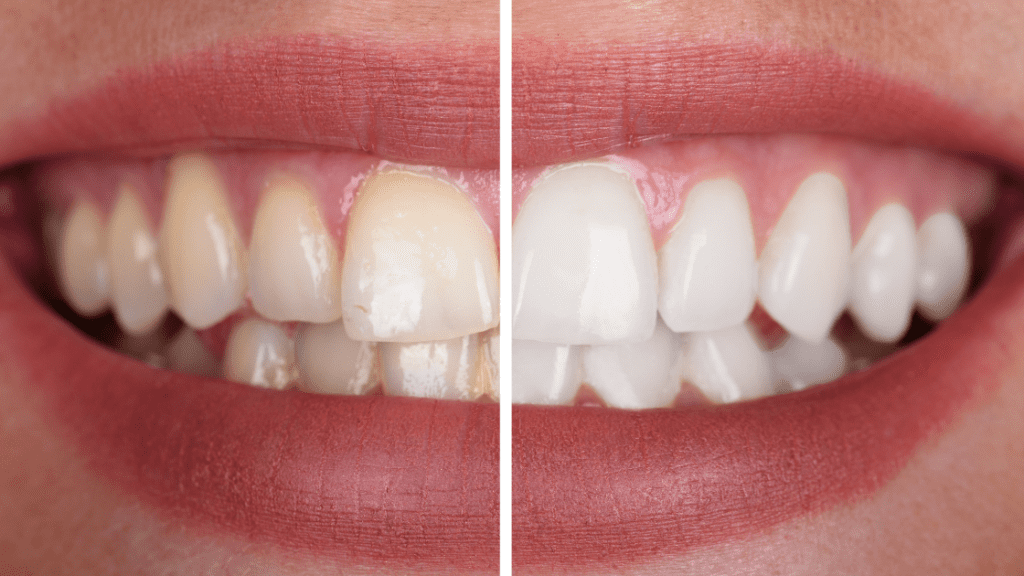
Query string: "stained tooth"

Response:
xmin=758 ymin=172 xmax=851 ymax=343
xmin=294 ymin=320 xmax=376 ymax=395
xmin=658 ymin=177 xmax=757 ymax=332
xmin=849 ymin=203 xmax=918 ymax=343
xmin=583 ymin=318 xmax=684 ymax=409
xmin=160 ymin=153 xmax=246 ymax=329
xmin=682 ymin=323 xmax=775 ymax=404
xmin=916 ymin=212 xmax=970 ymax=321
xmin=249 ymin=175 xmax=342 ymax=323
xmin=58 ymin=200 xmax=109 ymax=316
xmin=165 ymin=327 xmax=221 ymax=378
xmin=342 ymin=170 xmax=499 ymax=342
xmin=511 ymin=163 xmax=658 ymax=344
xmin=474 ymin=327 xmax=500 ymax=401
xmin=511 ymin=339 xmax=583 ymax=405
xmin=106 ymin=186 xmax=169 ymax=334
xmin=223 ymin=318 xmax=297 ymax=390
xmin=770 ymin=334 xmax=848 ymax=391
xmin=380 ymin=334 xmax=480 ymax=400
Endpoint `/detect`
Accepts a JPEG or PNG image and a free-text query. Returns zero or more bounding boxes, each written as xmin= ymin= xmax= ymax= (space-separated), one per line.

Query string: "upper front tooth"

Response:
xmin=341 ymin=170 xmax=499 ymax=342
xmin=916 ymin=212 xmax=970 ymax=322
xmin=106 ymin=185 xmax=169 ymax=334
xmin=511 ymin=339 xmax=583 ymax=405
xmin=583 ymin=318 xmax=684 ymax=409
xmin=511 ymin=163 xmax=658 ymax=344
xmin=160 ymin=153 xmax=247 ymax=329
xmin=380 ymin=334 xmax=480 ymax=400
xmin=658 ymin=177 xmax=757 ymax=333
xmin=223 ymin=317 xmax=297 ymax=390
xmin=248 ymin=175 xmax=342 ymax=323
xmin=58 ymin=199 xmax=109 ymax=316
xmin=758 ymin=172 xmax=851 ymax=343
xmin=682 ymin=322 xmax=775 ymax=404
xmin=849 ymin=203 xmax=917 ymax=343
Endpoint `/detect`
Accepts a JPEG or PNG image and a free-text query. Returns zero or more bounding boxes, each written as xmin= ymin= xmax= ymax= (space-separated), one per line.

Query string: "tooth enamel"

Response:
xmin=475 ymin=327 xmax=500 ymax=401
xmin=223 ymin=318 xmax=297 ymax=390
xmin=582 ymin=318 xmax=684 ymax=409
xmin=341 ymin=170 xmax=499 ymax=342
xmin=294 ymin=320 xmax=376 ymax=395
xmin=58 ymin=200 xmax=110 ymax=316
xmin=160 ymin=154 xmax=247 ymax=329
xmin=165 ymin=327 xmax=221 ymax=378
xmin=849 ymin=203 xmax=918 ymax=343
xmin=511 ymin=163 xmax=658 ymax=344
xmin=511 ymin=339 xmax=583 ymax=405
xmin=106 ymin=186 xmax=169 ymax=334
xmin=770 ymin=334 xmax=848 ymax=391
xmin=658 ymin=177 xmax=757 ymax=332
xmin=380 ymin=333 xmax=480 ymax=400
xmin=916 ymin=212 xmax=971 ymax=322
xmin=758 ymin=172 xmax=851 ymax=343
xmin=682 ymin=323 xmax=775 ymax=404
xmin=248 ymin=175 xmax=342 ymax=323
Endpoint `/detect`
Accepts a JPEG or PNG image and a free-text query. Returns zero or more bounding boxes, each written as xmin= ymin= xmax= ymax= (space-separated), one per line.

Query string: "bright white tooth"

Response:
xmin=380 ymin=334 xmax=479 ymax=400
xmin=342 ymin=170 xmax=499 ymax=342
xmin=294 ymin=320 xmax=376 ymax=395
xmin=106 ymin=186 xmax=169 ymax=334
xmin=770 ymin=334 xmax=848 ymax=391
xmin=758 ymin=172 xmax=851 ymax=343
xmin=58 ymin=200 xmax=109 ymax=316
xmin=849 ymin=203 xmax=917 ymax=343
xmin=658 ymin=177 xmax=757 ymax=332
xmin=223 ymin=318 xmax=297 ymax=390
xmin=916 ymin=212 xmax=970 ymax=322
xmin=165 ymin=327 xmax=221 ymax=378
xmin=682 ymin=323 xmax=775 ymax=404
xmin=511 ymin=339 xmax=583 ymax=405
xmin=160 ymin=153 xmax=246 ymax=329
xmin=249 ymin=175 xmax=342 ymax=323
xmin=583 ymin=318 xmax=684 ymax=409
xmin=512 ymin=163 xmax=658 ymax=344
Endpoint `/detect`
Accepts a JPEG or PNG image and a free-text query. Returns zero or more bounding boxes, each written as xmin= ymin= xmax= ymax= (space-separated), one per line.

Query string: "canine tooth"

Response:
xmin=849 ymin=203 xmax=917 ymax=343
xmin=160 ymin=153 xmax=247 ymax=329
xmin=917 ymin=212 xmax=970 ymax=321
xmin=512 ymin=163 xmax=657 ymax=344
xmin=659 ymin=178 xmax=756 ymax=332
xmin=511 ymin=339 xmax=583 ymax=405
xmin=294 ymin=320 xmax=376 ymax=395
xmin=58 ymin=200 xmax=109 ymax=316
xmin=380 ymin=334 xmax=480 ymax=400
xmin=342 ymin=170 xmax=499 ymax=342
xmin=583 ymin=318 xmax=684 ymax=409
xmin=165 ymin=327 xmax=221 ymax=378
xmin=770 ymin=334 xmax=848 ymax=391
xmin=223 ymin=318 xmax=297 ymax=390
xmin=106 ymin=186 xmax=169 ymax=334
xmin=682 ymin=323 xmax=774 ymax=404
xmin=249 ymin=175 xmax=342 ymax=323
xmin=758 ymin=172 xmax=851 ymax=343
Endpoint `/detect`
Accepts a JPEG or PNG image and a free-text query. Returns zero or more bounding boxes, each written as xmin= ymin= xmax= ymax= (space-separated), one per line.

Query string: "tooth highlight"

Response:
xmin=583 ymin=319 xmax=684 ymax=409
xmin=511 ymin=339 xmax=583 ymax=405
xmin=58 ymin=200 xmax=109 ymax=316
xmin=916 ymin=212 xmax=970 ymax=322
xmin=380 ymin=334 xmax=480 ymax=400
xmin=682 ymin=323 xmax=774 ymax=404
xmin=106 ymin=186 xmax=169 ymax=334
xmin=294 ymin=320 xmax=376 ymax=395
xmin=849 ymin=203 xmax=918 ymax=343
xmin=770 ymin=334 xmax=848 ymax=391
xmin=223 ymin=318 xmax=297 ymax=390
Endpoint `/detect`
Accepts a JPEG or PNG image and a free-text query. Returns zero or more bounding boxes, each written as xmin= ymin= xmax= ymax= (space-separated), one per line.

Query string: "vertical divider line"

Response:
xmin=499 ymin=0 xmax=512 ymax=571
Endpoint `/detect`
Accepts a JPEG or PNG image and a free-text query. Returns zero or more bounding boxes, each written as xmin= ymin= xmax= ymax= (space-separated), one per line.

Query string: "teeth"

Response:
xmin=248 ymin=175 xmax=342 ymax=323
xmin=160 ymin=154 xmax=247 ymax=329
xmin=916 ymin=212 xmax=971 ymax=322
xmin=294 ymin=320 xmax=376 ymax=395
xmin=849 ymin=203 xmax=918 ymax=343
xmin=165 ymin=327 xmax=221 ymax=378
xmin=511 ymin=163 xmax=658 ymax=344
xmin=682 ymin=323 xmax=775 ymax=404
xmin=380 ymin=334 xmax=481 ymax=400
xmin=342 ymin=170 xmax=499 ymax=342
xmin=770 ymin=334 xmax=848 ymax=391
xmin=758 ymin=172 xmax=851 ymax=343
xmin=106 ymin=186 xmax=169 ymax=334
xmin=582 ymin=318 xmax=684 ymax=409
xmin=511 ymin=339 xmax=583 ymax=405
xmin=658 ymin=177 xmax=757 ymax=332
xmin=475 ymin=327 xmax=500 ymax=401
xmin=58 ymin=200 xmax=110 ymax=316
xmin=223 ymin=318 xmax=297 ymax=390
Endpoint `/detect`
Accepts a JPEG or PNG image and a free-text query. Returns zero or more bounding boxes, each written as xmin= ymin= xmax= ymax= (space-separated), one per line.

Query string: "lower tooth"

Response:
xmin=294 ymin=320 xmax=376 ymax=395
xmin=380 ymin=334 xmax=481 ymax=400
xmin=511 ymin=339 xmax=583 ymax=405
xmin=916 ymin=212 xmax=970 ymax=322
xmin=165 ymin=327 xmax=221 ymax=378
xmin=223 ymin=318 xmax=297 ymax=390
xmin=682 ymin=323 xmax=775 ymax=404
xmin=769 ymin=334 xmax=848 ymax=391
xmin=582 ymin=319 xmax=684 ymax=409
xmin=58 ymin=200 xmax=110 ymax=316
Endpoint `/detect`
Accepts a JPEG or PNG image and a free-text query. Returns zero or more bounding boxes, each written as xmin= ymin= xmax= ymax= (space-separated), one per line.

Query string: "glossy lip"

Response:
xmin=512 ymin=41 xmax=1023 ymax=569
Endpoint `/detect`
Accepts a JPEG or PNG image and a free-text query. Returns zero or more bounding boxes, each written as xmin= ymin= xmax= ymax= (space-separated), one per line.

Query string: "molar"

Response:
xmin=106 ymin=185 xmax=169 ymax=334
xmin=58 ymin=199 xmax=110 ymax=316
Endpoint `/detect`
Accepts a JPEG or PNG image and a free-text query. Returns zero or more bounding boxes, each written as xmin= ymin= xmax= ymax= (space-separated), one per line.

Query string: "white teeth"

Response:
xmin=916 ymin=212 xmax=971 ymax=322
xmin=682 ymin=323 xmax=775 ymax=404
xmin=583 ymin=318 xmax=684 ymax=409
xmin=58 ymin=200 xmax=110 ymax=316
xmin=106 ymin=186 xmax=169 ymax=334
xmin=758 ymin=172 xmax=851 ymax=343
xmin=223 ymin=318 xmax=297 ymax=390
xmin=160 ymin=154 xmax=247 ymax=329
xmin=658 ymin=177 xmax=757 ymax=332
xmin=849 ymin=203 xmax=918 ymax=343
xmin=342 ymin=170 xmax=499 ymax=342
xmin=294 ymin=320 xmax=376 ymax=395
xmin=380 ymin=334 xmax=480 ymax=400
xmin=511 ymin=163 xmax=658 ymax=344
xmin=770 ymin=334 xmax=848 ymax=391
xmin=511 ymin=339 xmax=583 ymax=405
xmin=248 ymin=175 xmax=342 ymax=323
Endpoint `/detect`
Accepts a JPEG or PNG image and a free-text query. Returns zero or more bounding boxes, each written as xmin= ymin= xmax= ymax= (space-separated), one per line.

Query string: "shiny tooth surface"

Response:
xmin=248 ymin=175 xmax=342 ymax=323
xmin=160 ymin=153 xmax=247 ymax=329
xmin=380 ymin=334 xmax=480 ymax=400
xmin=916 ymin=212 xmax=971 ymax=322
xmin=658 ymin=178 xmax=757 ymax=333
xmin=512 ymin=163 xmax=658 ymax=344
xmin=106 ymin=186 xmax=169 ymax=334
xmin=223 ymin=318 xmax=297 ymax=390
xmin=511 ymin=339 xmax=583 ymax=405
xmin=758 ymin=172 xmax=851 ymax=343
xmin=58 ymin=200 xmax=109 ymax=316
xmin=294 ymin=320 xmax=376 ymax=395
xmin=682 ymin=323 xmax=775 ymax=404
xmin=770 ymin=334 xmax=848 ymax=391
xmin=165 ymin=327 xmax=221 ymax=378
xmin=342 ymin=170 xmax=499 ymax=342
xmin=583 ymin=318 xmax=684 ymax=409
xmin=849 ymin=203 xmax=918 ymax=343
